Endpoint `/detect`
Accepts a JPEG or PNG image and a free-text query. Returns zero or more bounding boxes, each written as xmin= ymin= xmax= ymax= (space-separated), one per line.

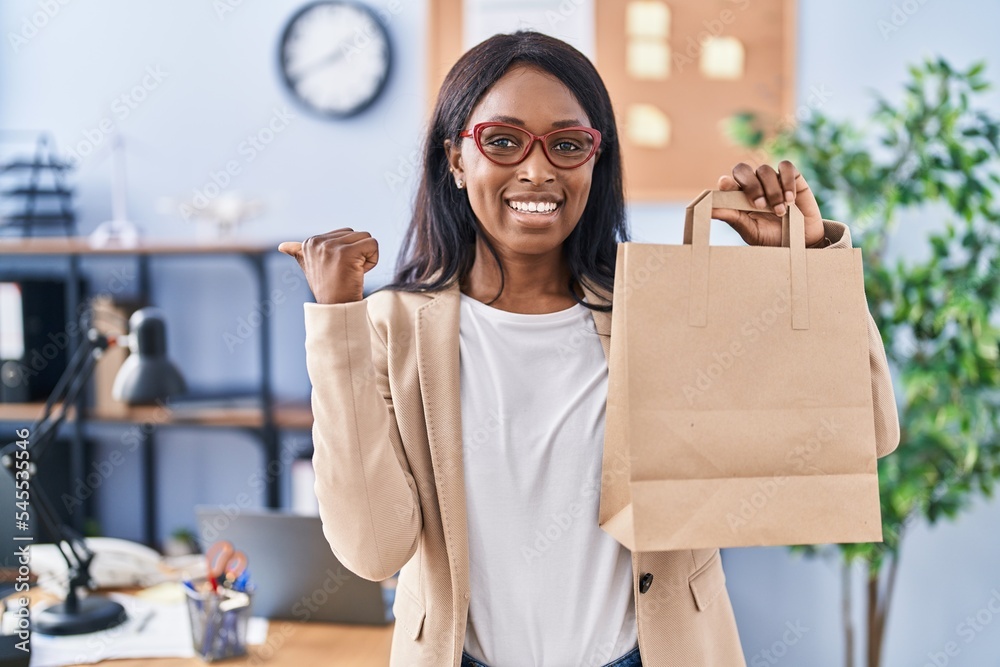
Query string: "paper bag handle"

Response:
xmin=683 ymin=189 xmax=810 ymax=331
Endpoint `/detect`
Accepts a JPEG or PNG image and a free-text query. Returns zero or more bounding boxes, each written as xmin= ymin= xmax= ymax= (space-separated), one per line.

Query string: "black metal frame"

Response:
xmin=0 ymin=133 xmax=76 ymax=237
xmin=0 ymin=247 xmax=283 ymax=547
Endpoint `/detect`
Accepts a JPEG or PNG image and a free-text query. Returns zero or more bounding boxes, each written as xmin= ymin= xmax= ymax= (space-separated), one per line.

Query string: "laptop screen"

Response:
xmin=194 ymin=507 xmax=393 ymax=625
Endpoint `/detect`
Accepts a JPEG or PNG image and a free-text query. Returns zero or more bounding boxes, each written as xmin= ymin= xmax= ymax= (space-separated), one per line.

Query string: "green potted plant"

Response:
xmin=728 ymin=57 xmax=1000 ymax=667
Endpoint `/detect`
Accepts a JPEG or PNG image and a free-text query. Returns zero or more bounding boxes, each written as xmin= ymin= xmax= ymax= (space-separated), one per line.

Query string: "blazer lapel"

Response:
xmin=582 ymin=280 xmax=643 ymax=596
xmin=582 ymin=281 xmax=613 ymax=359
xmin=414 ymin=280 xmax=470 ymax=604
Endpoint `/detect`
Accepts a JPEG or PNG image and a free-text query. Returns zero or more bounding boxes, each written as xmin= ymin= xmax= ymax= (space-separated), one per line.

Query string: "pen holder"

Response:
xmin=184 ymin=581 xmax=252 ymax=662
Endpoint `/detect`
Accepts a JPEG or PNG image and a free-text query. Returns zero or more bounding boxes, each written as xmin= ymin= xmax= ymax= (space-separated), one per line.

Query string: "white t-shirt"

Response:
xmin=459 ymin=292 xmax=637 ymax=667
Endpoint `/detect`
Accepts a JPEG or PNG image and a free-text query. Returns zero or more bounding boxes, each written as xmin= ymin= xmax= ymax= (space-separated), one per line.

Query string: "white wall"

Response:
xmin=3 ymin=1 xmax=1000 ymax=664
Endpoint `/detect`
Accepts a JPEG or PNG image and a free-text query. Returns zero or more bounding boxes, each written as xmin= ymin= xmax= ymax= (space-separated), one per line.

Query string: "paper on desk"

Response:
xmin=30 ymin=593 xmax=192 ymax=667
xmin=29 ymin=591 xmax=270 ymax=667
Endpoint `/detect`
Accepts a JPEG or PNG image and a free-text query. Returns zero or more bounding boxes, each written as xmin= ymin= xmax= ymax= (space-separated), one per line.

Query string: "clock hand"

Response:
xmin=288 ymin=43 xmax=352 ymax=81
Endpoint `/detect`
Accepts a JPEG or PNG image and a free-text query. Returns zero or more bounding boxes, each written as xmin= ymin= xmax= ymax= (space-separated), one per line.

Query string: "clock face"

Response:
xmin=279 ymin=1 xmax=392 ymax=118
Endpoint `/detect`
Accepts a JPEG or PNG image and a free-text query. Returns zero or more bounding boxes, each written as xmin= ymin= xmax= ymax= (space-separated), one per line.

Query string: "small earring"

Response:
xmin=457 ymin=179 xmax=465 ymax=189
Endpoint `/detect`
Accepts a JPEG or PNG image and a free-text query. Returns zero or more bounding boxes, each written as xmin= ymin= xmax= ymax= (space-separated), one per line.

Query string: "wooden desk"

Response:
xmin=18 ymin=582 xmax=394 ymax=667
xmin=65 ymin=619 xmax=394 ymax=666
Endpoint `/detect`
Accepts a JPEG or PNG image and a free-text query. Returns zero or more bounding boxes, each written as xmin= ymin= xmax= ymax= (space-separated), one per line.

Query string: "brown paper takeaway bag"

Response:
xmin=599 ymin=189 xmax=883 ymax=551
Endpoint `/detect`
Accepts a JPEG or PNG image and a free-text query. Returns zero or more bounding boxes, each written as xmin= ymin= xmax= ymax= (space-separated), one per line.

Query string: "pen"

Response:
xmin=233 ymin=570 xmax=250 ymax=592
xmin=135 ymin=610 xmax=155 ymax=633
xmin=201 ymin=604 xmax=217 ymax=657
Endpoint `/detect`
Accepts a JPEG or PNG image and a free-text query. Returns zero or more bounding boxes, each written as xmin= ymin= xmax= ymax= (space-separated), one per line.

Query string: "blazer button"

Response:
xmin=639 ymin=573 xmax=653 ymax=594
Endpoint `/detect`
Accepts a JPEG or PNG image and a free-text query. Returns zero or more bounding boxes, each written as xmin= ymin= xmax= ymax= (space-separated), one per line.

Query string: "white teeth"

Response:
xmin=507 ymin=200 xmax=558 ymax=213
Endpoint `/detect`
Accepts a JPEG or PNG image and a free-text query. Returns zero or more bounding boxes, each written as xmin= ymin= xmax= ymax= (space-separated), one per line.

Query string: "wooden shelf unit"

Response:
xmin=0 ymin=238 xmax=311 ymax=546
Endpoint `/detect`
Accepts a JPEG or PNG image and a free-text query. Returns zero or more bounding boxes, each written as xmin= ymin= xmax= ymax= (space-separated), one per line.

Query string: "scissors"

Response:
xmin=205 ymin=540 xmax=248 ymax=592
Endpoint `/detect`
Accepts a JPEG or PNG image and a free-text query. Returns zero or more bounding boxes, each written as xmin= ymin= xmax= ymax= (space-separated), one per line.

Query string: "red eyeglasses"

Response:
xmin=459 ymin=122 xmax=602 ymax=169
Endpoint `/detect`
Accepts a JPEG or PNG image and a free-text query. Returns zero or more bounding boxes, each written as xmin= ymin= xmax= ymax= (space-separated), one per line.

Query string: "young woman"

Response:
xmin=280 ymin=31 xmax=899 ymax=667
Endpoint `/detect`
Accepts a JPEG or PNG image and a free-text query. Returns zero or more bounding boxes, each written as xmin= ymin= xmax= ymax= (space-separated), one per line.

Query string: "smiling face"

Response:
xmin=445 ymin=64 xmax=599 ymax=265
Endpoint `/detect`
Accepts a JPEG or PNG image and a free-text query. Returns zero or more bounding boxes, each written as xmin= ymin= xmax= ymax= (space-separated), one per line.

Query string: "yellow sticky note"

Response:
xmin=626 ymin=1 xmax=671 ymax=38
xmin=627 ymin=39 xmax=670 ymax=80
xmin=700 ymin=36 xmax=745 ymax=80
xmin=626 ymin=104 xmax=671 ymax=148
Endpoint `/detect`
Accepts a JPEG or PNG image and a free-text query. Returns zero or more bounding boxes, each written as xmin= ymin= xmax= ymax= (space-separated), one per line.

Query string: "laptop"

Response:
xmin=195 ymin=507 xmax=393 ymax=625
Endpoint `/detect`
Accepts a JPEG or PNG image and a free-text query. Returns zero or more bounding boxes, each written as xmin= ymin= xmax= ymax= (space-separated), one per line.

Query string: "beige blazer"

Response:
xmin=303 ymin=220 xmax=901 ymax=667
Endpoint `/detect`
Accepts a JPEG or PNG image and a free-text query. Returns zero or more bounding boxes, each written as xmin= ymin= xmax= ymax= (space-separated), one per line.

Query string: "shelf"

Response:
xmin=0 ymin=237 xmax=282 ymax=256
xmin=273 ymin=402 xmax=314 ymax=429
xmin=1 ymin=213 xmax=74 ymax=223
xmin=1 ymin=187 xmax=73 ymax=196
xmin=0 ymin=402 xmax=71 ymax=423
xmin=0 ymin=401 xmax=313 ymax=429
xmin=0 ymin=159 xmax=72 ymax=172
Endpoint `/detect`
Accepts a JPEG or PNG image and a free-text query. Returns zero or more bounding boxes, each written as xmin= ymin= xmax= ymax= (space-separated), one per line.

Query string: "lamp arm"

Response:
xmin=1 ymin=328 xmax=112 ymax=590
xmin=24 ymin=331 xmax=111 ymax=466
xmin=0 ymin=431 xmax=94 ymax=594
xmin=33 ymin=469 xmax=90 ymax=554
xmin=0 ymin=339 xmax=93 ymax=464
xmin=35 ymin=332 xmax=96 ymax=429
xmin=32 ymin=335 xmax=110 ymax=559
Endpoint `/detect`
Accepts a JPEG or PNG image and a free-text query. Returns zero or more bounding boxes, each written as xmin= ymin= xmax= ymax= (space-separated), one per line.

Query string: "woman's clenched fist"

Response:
xmin=278 ymin=228 xmax=379 ymax=305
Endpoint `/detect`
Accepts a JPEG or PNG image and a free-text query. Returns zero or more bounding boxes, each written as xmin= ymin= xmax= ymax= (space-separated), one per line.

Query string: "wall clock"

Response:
xmin=279 ymin=1 xmax=392 ymax=118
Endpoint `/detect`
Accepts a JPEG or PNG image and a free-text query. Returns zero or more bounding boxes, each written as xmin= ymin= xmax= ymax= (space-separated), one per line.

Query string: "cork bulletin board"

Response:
xmin=426 ymin=0 xmax=797 ymax=201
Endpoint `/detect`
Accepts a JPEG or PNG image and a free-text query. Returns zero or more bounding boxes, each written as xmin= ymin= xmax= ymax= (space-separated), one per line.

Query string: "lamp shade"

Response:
xmin=111 ymin=308 xmax=186 ymax=405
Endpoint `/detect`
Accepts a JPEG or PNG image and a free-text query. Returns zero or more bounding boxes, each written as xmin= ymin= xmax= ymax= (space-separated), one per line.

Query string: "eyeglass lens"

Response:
xmin=478 ymin=125 xmax=595 ymax=167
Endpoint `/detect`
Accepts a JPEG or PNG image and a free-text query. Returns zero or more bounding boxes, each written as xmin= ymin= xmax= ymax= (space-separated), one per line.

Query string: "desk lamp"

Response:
xmin=0 ymin=307 xmax=185 ymax=635
xmin=112 ymin=309 xmax=185 ymax=405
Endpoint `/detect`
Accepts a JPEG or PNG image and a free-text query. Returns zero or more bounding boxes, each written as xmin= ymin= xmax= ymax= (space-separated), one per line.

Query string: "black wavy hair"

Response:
xmin=380 ymin=31 xmax=628 ymax=311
